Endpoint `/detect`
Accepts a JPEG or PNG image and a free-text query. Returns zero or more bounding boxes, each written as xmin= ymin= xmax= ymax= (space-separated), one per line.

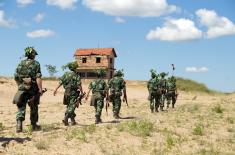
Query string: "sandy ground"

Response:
xmin=0 ymin=77 xmax=234 ymax=155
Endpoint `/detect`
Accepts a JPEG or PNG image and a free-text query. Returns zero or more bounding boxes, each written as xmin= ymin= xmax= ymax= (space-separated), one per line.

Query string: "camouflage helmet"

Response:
xmin=66 ymin=61 xmax=79 ymax=71
xmin=150 ymin=69 xmax=157 ymax=78
xmin=24 ymin=47 xmax=38 ymax=57
xmin=96 ymin=69 xmax=106 ymax=77
xmin=160 ymin=72 xmax=168 ymax=78
xmin=114 ymin=70 xmax=124 ymax=77
xmin=169 ymin=76 xmax=176 ymax=82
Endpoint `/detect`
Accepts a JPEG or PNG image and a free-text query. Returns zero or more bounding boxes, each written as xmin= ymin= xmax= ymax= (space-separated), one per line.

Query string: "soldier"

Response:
xmin=53 ymin=61 xmax=83 ymax=126
xmin=147 ymin=69 xmax=160 ymax=113
xmin=13 ymin=47 xmax=43 ymax=132
xmin=108 ymin=70 xmax=127 ymax=119
xmin=86 ymin=69 xmax=108 ymax=124
xmin=166 ymin=76 xmax=178 ymax=108
xmin=158 ymin=72 xmax=168 ymax=111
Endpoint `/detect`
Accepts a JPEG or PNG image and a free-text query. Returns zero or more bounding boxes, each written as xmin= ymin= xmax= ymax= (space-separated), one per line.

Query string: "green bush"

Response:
xmin=66 ymin=128 xmax=87 ymax=142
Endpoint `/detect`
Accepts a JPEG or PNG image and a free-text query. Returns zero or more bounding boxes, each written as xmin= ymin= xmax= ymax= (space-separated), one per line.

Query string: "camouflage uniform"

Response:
xmin=13 ymin=47 xmax=42 ymax=132
xmin=108 ymin=71 xmax=126 ymax=118
xmin=89 ymin=78 xmax=108 ymax=123
xmin=158 ymin=72 xmax=168 ymax=111
xmin=147 ymin=70 xmax=160 ymax=112
xmin=59 ymin=71 xmax=81 ymax=124
xmin=166 ymin=76 xmax=177 ymax=108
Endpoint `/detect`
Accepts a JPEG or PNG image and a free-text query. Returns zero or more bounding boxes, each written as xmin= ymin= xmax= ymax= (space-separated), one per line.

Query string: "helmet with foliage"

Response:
xmin=160 ymin=72 xmax=168 ymax=78
xmin=96 ymin=69 xmax=106 ymax=77
xmin=168 ymin=76 xmax=176 ymax=82
xmin=150 ymin=69 xmax=157 ymax=78
xmin=64 ymin=61 xmax=79 ymax=71
xmin=114 ymin=69 xmax=124 ymax=77
xmin=24 ymin=47 xmax=38 ymax=57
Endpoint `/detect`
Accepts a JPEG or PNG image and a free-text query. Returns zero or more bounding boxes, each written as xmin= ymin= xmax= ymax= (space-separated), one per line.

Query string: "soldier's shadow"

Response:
xmin=119 ymin=116 xmax=137 ymax=120
xmin=0 ymin=137 xmax=31 ymax=148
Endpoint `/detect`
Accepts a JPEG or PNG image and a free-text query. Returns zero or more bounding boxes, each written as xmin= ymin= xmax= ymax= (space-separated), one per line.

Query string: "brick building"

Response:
xmin=74 ymin=48 xmax=117 ymax=79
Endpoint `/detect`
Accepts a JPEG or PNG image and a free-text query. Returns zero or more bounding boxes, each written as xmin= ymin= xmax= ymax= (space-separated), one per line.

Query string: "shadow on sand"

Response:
xmin=0 ymin=137 xmax=31 ymax=148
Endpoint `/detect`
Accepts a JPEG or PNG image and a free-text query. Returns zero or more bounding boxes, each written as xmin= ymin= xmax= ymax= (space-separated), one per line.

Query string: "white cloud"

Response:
xmin=82 ymin=0 xmax=178 ymax=17
xmin=196 ymin=9 xmax=235 ymax=38
xmin=146 ymin=18 xmax=202 ymax=41
xmin=17 ymin=0 xmax=34 ymax=7
xmin=34 ymin=13 xmax=45 ymax=23
xmin=26 ymin=29 xmax=56 ymax=38
xmin=185 ymin=67 xmax=209 ymax=73
xmin=46 ymin=0 xmax=77 ymax=10
xmin=0 ymin=10 xmax=15 ymax=28
xmin=115 ymin=17 xmax=125 ymax=23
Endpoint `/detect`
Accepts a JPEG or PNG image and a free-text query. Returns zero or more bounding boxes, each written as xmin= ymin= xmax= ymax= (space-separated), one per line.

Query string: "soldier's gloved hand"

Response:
xmin=39 ymin=89 xmax=43 ymax=96
xmin=122 ymin=97 xmax=126 ymax=102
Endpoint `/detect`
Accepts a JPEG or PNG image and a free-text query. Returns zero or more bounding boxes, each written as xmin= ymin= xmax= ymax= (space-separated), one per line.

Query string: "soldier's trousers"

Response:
xmin=93 ymin=97 xmax=104 ymax=119
xmin=149 ymin=93 xmax=160 ymax=111
xmin=166 ymin=91 xmax=177 ymax=107
xmin=65 ymin=95 xmax=77 ymax=119
xmin=160 ymin=94 xmax=166 ymax=109
xmin=112 ymin=97 xmax=121 ymax=116
xmin=16 ymin=91 xmax=39 ymax=124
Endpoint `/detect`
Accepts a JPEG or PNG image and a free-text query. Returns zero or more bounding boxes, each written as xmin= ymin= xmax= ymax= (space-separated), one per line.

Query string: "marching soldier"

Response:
xmin=108 ymin=70 xmax=127 ymax=119
xmin=54 ymin=61 xmax=83 ymax=126
xmin=86 ymin=69 xmax=108 ymax=124
xmin=147 ymin=70 xmax=160 ymax=112
xmin=13 ymin=47 xmax=43 ymax=132
xmin=158 ymin=72 xmax=168 ymax=111
xmin=166 ymin=76 xmax=178 ymax=108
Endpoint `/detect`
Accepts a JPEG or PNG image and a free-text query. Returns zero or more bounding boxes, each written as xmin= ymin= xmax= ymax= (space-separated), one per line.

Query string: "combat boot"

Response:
xmin=32 ymin=123 xmax=41 ymax=131
xmin=63 ymin=116 xmax=69 ymax=126
xmin=155 ymin=107 xmax=159 ymax=112
xmin=71 ymin=118 xmax=77 ymax=126
xmin=160 ymin=107 xmax=164 ymax=111
xmin=16 ymin=120 xmax=22 ymax=133
xmin=167 ymin=104 xmax=170 ymax=109
xmin=95 ymin=116 xmax=102 ymax=124
xmin=172 ymin=104 xmax=175 ymax=108
xmin=151 ymin=109 xmax=154 ymax=113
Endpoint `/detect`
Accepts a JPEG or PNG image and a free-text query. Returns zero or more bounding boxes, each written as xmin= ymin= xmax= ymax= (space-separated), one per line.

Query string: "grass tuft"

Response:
xmin=193 ymin=123 xmax=204 ymax=136
xmin=212 ymin=104 xmax=224 ymax=113
xmin=66 ymin=128 xmax=87 ymax=142
xmin=35 ymin=140 xmax=49 ymax=150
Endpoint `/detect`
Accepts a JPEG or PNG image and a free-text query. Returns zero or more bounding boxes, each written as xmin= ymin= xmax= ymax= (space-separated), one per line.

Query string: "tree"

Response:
xmin=45 ymin=64 xmax=58 ymax=77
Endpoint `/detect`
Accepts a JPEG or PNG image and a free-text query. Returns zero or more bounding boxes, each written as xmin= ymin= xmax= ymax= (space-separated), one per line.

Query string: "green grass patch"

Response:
xmin=0 ymin=122 xmax=5 ymax=131
xmin=84 ymin=124 xmax=96 ymax=133
xmin=193 ymin=123 xmax=204 ymax=136
xmin=66 ymin=128 xmax=87 ymax=142
xmin=117 ymin=120 xmax=154 ymax=137
xmin=212 ymin=104 xmax=224 ymax=113
xmin=166 ymin=134 xmax=175 ymax=149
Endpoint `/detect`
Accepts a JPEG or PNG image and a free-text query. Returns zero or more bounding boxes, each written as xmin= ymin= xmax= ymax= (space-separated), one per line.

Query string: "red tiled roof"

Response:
xmin=74 ymin=48 xmax=117 ymax=57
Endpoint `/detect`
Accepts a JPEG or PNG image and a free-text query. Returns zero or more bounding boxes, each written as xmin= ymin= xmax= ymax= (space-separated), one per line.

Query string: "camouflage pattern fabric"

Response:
xmin=166 ymin=79 xmax=177 ymax=108
xmin=147 ymin=77 xmax=160 ymax=112
xmin=158 ymin=78 xmax=167 ymax=110
xmin=89 ymin=79 xmax=107 ymax=119
xmin=14 ymin=59 xmax=42 ymax=124
xmin=108 ymin=76 xmax=126 ymax=117
xmin=59 ymin=71 xmax=81 ymax=119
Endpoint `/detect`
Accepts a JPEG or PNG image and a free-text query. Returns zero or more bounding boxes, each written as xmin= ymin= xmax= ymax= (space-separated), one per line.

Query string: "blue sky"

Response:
xmin=0 ymin=0 xmax=235 ymax=92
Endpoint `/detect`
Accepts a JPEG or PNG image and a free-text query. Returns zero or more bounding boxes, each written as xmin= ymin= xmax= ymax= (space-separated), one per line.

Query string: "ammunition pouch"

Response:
xmin=13 ymin=91 xmax=25 ymax=106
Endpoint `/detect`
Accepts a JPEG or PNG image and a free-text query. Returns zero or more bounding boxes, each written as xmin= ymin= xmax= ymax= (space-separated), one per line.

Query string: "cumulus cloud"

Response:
xmin=146 ymin=18 xmax=202 ymax=41
xmin=0 ymin=10 xmax=15 ymax=28
xmin=26 ymin=29 xmax=56 ymax=38
xmin=34 ymin=13 xmax=45 ymax=23
xmin=115 ymin=17 xmax=125 ymax=23
xmin=17 ymin=0 xmax=34 ymax=7
xmin=196 ymin=9 xmax=235 ymax=38
xmin=46 ymin=0 xmax=77 ymax=10
xmin=185 ymin=67 xmax=209 ymax=73
xmin=82 ymin=0 xmax=178 ymax=17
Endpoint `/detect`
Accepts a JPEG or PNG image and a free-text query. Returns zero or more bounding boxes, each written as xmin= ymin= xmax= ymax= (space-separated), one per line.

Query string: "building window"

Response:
xmin=110 ymin=71 xmax=113 ymax=78
xmin=96 ymin=57 xmax=101 ymax=63
xmin=79 ymin=72 xmax=86 ymax=77
xmin=110 ymin=58 xmax=113 ymax=64
xmin=87 ymin=72 xmax=97 ymax=77
xmin=82 ymin=58 xmax=87 ymax=63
